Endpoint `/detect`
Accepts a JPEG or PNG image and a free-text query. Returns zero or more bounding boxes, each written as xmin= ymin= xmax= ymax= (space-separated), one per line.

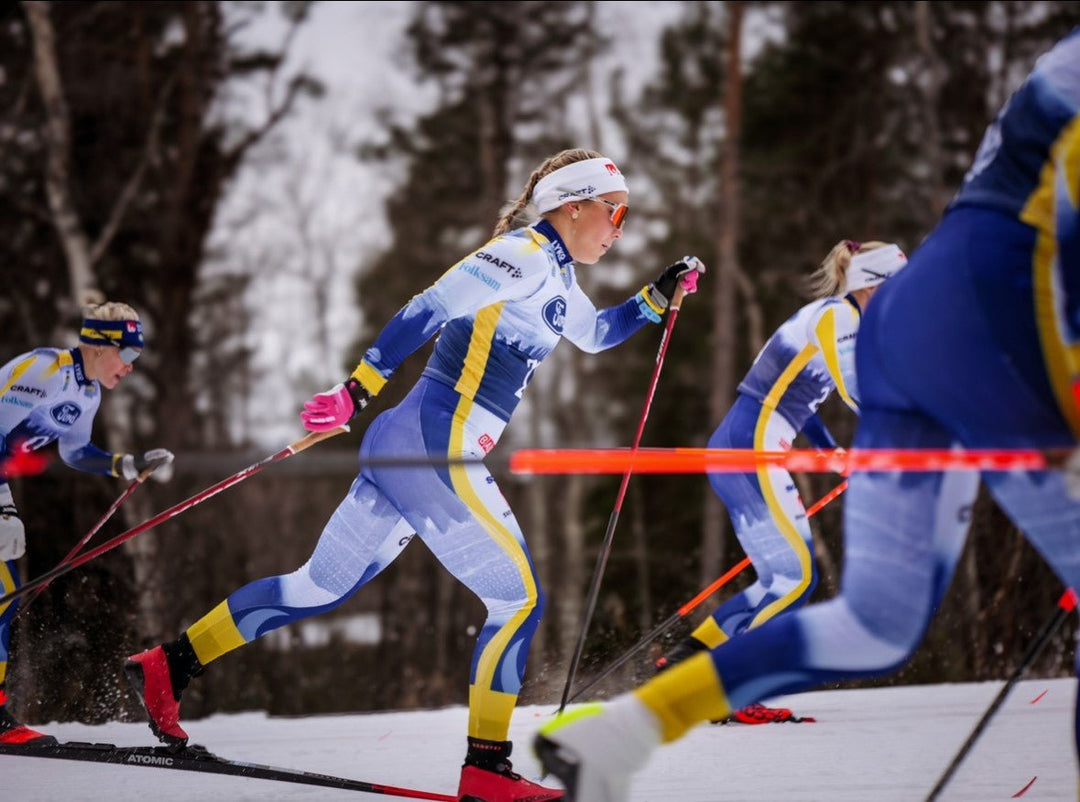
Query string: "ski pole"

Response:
xmin=557 ymin=284 xmax=689 ymax=716
xmin=925 ymin=588 xmax=1078 ymax=802
xmin=803 ymin=479 xmax=847 ymax=516
xmin=14 ymin=455 xmax=172 ymax=619
xmin=567 ymin=479 xmax=847 ymax=703
xmin=0 ymin=427 xmax=347 ymax=609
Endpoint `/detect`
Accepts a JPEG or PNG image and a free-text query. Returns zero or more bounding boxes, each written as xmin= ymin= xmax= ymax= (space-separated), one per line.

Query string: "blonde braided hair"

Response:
xmin=492 ymin=148 xmax=605 ymax=237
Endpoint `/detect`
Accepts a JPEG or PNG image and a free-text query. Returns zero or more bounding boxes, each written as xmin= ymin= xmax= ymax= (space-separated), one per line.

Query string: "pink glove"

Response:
xmin=678 ymin=255 xmax=705 ymax=294
xmin=301 ymin=379 xmax=371 ymax=432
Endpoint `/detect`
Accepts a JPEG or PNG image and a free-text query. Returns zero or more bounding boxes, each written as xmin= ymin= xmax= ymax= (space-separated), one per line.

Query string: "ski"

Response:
xmin=0 ymin=739 xmax=457 ymax=801
xmin=713 ymin=715 xmax=816 ymax=725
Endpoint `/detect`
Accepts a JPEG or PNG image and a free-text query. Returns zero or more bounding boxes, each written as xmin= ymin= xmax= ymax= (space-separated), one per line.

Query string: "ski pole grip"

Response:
xmin=137 ymin=455 xmax=171 ymax=482
xmin=669 ymin=283 xmax=688 ymax=312
xmin=291 ymin=425 xmax=350 ymax=455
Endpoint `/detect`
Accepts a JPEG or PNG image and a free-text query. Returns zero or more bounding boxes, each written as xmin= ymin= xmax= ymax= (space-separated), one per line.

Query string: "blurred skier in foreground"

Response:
xmin=535 ymin=27 xmax=1080 ymax=802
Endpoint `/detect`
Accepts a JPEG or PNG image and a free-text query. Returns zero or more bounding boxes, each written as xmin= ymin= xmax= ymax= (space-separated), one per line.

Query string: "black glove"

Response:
xmin=647 ymin=255 xmax=706 ymax=309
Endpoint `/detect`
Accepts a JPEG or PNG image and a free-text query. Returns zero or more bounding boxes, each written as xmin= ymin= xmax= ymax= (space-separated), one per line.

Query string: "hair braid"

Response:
xmin=492 ymin=148 xmax=605 ymax=237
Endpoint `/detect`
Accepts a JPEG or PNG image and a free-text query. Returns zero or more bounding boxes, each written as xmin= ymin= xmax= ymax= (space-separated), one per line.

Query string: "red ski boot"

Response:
xmin=0 ymin=689 xmax=57 ymax=745
xmin=724 ymin=701 xmax=814 ymax=724
xmin=457 ymin=737 xmax=563 ymax=801
xmin=125 ymin=646 xmax=188 ymax=746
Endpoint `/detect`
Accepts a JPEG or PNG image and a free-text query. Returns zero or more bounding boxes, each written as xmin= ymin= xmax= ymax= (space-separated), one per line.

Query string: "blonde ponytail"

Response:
xmin=809 ymin=240 xmax=889 ymax=299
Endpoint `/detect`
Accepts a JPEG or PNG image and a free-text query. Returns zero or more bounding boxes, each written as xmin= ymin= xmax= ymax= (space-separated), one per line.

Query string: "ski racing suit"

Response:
xmin=180 ymin=219 xmax=661 ymax=741
xmin=689 ymin=295 xmax=859 ymax=650
xmin=0 ymin=348 xmax=123 ymax=687
xmin=633 ymin=29 xmax=1080 ymax=762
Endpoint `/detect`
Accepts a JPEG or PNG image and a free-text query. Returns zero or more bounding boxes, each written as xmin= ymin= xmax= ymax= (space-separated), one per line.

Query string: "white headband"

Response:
xmin=532 ymin=157 xmax=628 ymax=213
xmin=844 ymin=244 xmax=907 ymax=293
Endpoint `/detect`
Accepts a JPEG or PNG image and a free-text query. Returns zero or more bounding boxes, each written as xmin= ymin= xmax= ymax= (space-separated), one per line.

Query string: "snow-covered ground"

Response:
xmin=3 ymin=677 xmax=1076 ymax=801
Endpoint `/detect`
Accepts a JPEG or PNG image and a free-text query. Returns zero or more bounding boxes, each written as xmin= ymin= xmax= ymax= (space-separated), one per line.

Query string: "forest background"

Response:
xmin=3 ymin=0 xmax=1080 ymax=727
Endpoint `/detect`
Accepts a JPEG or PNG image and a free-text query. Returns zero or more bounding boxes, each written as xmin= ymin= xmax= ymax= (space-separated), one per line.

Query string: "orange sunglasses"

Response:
xmin=561 ymin=189 xmax=629 ymax=229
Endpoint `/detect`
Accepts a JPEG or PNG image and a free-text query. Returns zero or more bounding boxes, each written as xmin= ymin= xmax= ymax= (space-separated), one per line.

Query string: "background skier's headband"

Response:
xmin=79 ymin=318 xmax=144 ymax=350
xmin=844 ymin=244 xmax=907 ymax=293
xmin=532 ymin=158 xmax=628 ymax=213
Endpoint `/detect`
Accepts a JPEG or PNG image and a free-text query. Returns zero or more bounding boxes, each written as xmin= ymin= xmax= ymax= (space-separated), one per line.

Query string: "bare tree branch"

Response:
xmin=226 ymin=74 xmax=311 ymax=167
xmin=24 ymin=1 xmax=179 ymax=307
xmin=23 ymin=0 xmax=94 ymax=309
xmin=225 ymin=10 xmax=315 ymax=168
xmin=88 ymin=73 xmax=178 ymax=267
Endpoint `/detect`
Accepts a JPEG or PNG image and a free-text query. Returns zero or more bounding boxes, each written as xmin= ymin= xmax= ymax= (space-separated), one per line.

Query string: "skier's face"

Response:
xmin=92 ymin=345 xmax=137 ymax=389
xmin=566 ymin=191 xmax=627 ymax=265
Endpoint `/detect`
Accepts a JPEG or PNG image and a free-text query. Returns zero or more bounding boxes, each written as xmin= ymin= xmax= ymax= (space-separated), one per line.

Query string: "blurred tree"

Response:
xmin=0 ymin=0 xmax=320 ymax=722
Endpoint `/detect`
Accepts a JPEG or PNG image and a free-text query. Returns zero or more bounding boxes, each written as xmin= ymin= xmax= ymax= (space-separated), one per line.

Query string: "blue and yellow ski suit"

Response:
xmin=182 ymin=219 xmax=660 ymax=741
xmin=690 ymin=295 xmax=860 ymax=649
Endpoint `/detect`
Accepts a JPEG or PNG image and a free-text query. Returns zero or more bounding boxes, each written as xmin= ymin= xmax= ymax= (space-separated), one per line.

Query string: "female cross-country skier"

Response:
xmin=0 ymin=300 xmax=173 ymax=745
xmin=654 ymin=239 xmax=906 ymax=726
xmin=534 ymin=27 xmax=1080 ymax=802
xmin=125 ymin=149 xmax=704 ymax=802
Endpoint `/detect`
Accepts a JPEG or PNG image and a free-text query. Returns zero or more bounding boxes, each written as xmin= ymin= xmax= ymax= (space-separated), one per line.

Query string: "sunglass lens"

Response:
xmin=611 ymin=205 xmax=628 ymax=229
xmin=119 ymin=347 xmax=141 ymax=364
